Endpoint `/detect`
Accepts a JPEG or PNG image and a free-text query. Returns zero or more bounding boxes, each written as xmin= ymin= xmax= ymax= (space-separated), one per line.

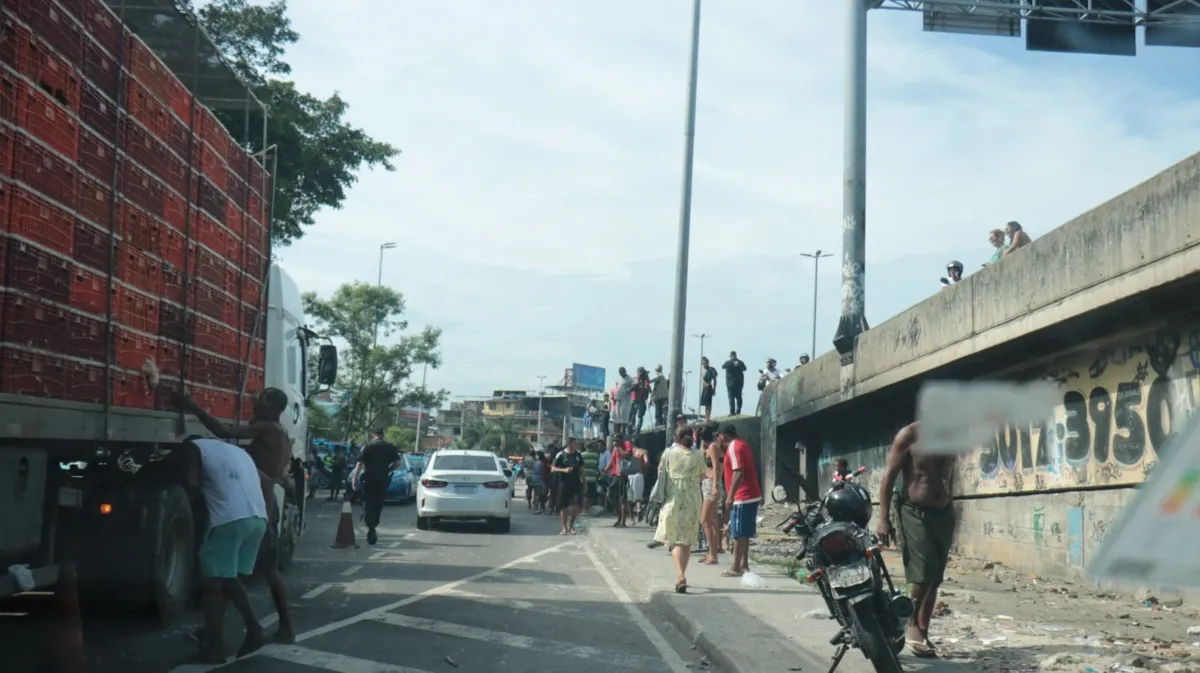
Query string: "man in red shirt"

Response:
xmin=719 ymin=423 xmax=761 ymax=578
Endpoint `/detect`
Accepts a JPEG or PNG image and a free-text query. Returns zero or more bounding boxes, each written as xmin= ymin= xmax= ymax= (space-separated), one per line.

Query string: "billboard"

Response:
xmin=571 ymin=364 xmax=606 ymax=391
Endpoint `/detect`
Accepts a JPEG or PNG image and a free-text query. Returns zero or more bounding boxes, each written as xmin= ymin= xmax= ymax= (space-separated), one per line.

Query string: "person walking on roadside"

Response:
xmin=354 ymin=429 xmax=401 ymax=545
xmin=700 ymin=425 xmax=727 ymax=566
xmin=699 ymin=357 xmax=718 ymax=423
xmin=722 ymin=351 xmax=747 ymax=416
xmin=719 ymin=423 xmax=761 ymax=579
xmin=190 ymin=438 xmax=271 ymax=663
xmin=328 ymin=448 xmax=347 ymax=501
xmin=876 ymin=421 xmax=956 ymax=659
xmin=551 ymin=438 xmax=586 ymax=535
xmin=535 ymin=450 xmax=551 ymax=513
xmin=652 ymin=426 xmax=706 ymax=593
xmin=650 ymin=365 xmax=670 ymax=427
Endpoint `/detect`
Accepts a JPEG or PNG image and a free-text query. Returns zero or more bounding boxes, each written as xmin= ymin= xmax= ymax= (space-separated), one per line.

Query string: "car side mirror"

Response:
xmin=504 ymin=470 xmax=513 ymax=478
xmin=317 ymin=345 xmax=338 ymax=386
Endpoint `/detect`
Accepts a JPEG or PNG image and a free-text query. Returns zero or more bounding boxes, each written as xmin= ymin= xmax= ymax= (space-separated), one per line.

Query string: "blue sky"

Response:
xmin=272 ymin=0 xmax=1200 ymax=415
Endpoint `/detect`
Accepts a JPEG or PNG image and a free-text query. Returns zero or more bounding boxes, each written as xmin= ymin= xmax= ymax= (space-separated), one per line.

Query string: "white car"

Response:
xmin=496 ymin=457 xmax=516 ymax=497
xmin=416 ymin=450 xmax=512 ymax=533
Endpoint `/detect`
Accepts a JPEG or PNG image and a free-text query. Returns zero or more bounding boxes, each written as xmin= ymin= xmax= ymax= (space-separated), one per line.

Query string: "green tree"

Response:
xmin=193 ymin=0 xmax=399 ymax=244
xmin=385 ymin=426 xmax=417 ymax=450
xmin=303 ymin=283 xmax=447 ymax=440
xmin=455 ymin=419 xmax=531 ymax=455
xmin=307 ymin=402 xmax=340 ymax=441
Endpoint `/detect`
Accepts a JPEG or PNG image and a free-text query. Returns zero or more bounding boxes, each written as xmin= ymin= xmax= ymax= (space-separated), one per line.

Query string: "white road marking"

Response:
xmin=582 ymin=541 xmax=692 ymax=673
xmin=404 ymin=533 xmax=414 ymax=538
xmin=301 ymin=583 xmax=333 ymax=600
xmin=340 ymin=564 xmax=363 ymax=576
xmin=368 ymin=551 xmax=387 ymax=560
xmin=441 ymin=588 xmax=629 ymax=624
xmin=260 ymin=644 xmax=434 ymax=673
xmin=374 ymin=612 xmax=662 ymax=669
xmin=387 ymin=541 xmax=402 ymax=549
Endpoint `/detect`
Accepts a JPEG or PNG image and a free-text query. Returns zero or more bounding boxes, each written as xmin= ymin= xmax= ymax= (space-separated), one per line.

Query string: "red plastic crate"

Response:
xmin=66 ymin=311 xmax=108 ymax=362
xmin=196 ymin=143 xmax=226 ymax=191
xmin=193 ymin=246 xmax=224 ymax=287
xmin=166 ymin=78 xmax=192 ymax=125
xmin=155 ymin=337 xmax=181 ymax=379
xmin=248 ymin=158 xmax=265 ymax=194
xmin=160 ymin=260 xmax=184 ymax=304
xmin=76 ymin=169 xmax=111 ymax=226
xmin=78 ymin=125 xmax=115 ymax=182
xmin=28 ymin=34 xmax=82 ymax=112
xmin=157 ymin=299 xmax=185 ymax=342
xmin=0 ymin=185 xmax=8 ymax=234
xmin=16 ymin=81 xmax=80 ymax=159
xmin=122 ymin=120 xmax=173 ymax=183
xmin=115 ymin=326 xmax=155 ymax=370
xmin=11 ymin=0 xmax=83 ymax=65
xmin=247 ymin=337 xmax=264 ymax=368
xmin=239 ymin=395 xmax=252 ymax=421
xmin=244 ymin=245 xmax=264 ymax=278
xmin=192 ymin=316 xmax=229 ymax=354
xmin=246 ymin=192 xmax=264 ymax=226
xmin=221 ymin=264 xmax=239 ymax=300
xmin=192 ymin=386 xmax=236 ymax=420
xmin=81 ymin=35 xmax=118 ymax=98
xmin=196 ymin=211 xmax=232 ymax=259
xmin=225 ymin=202 xmax=244 ymax=239
xmin=240 ymin=274 xmax=262 ymax=306
xmin=116 ymin=200 xmax=160 ymax=251
xmin=241 ymin=302 xmax=262 ymax=336
xmin=0 ymin=124 xmax=13 ymax=179
xmin=112 ymin=369 xmax=153 ymax=408
xmin=1 ymin=346 xmax=68 ymax=399
xmin=160 ymin=224 xmax=188 ymax=269
xmin=191 ymin=281 xmax=224 ymax=322
xmin=126 ymin=37 xmax=173 ymax=105
xmin=69 ymin=266 xmax=112 ymax=315
xmin=200 ymin=116 xmax=232 ymax=164
xmin=80 ymin=79 xmax=116 ymax=140
xmin=82 ymin=0 xmax=122 ymax=57
xmin=9 ymin=184 xmax=73 ymax=255
xmin=117 ymin=241 xmax=161 ymax=296
xmin=119 ymin=160 xmax=165 ymax=215
xmin=72 ymin=219 xmax=111 ymax=273
xmin=12 ymin=133 xmax=77 ymax=208
xmin=115 ymin=285 xmax=158 ymax=333
xmin=125 ymin=77 xmax=168 ymax=139
xmin=163 ymin=190 xmax=186 ymax=231
xmin=1 ymin=71 xmax=19 ymax=123
xmin=2 ymin=292 xmax=69 ymax=352
xmin=8 ymin=235 xmax=72 ymax=305
xmin=65 ymin=360 xmax=105 ymax=404
xmin=163 ymin=114 xmax=190 ymax=161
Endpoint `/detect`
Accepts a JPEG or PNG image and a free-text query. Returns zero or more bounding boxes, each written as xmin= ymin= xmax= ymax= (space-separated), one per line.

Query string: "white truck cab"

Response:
xmin=266 ymin=265 xmax=310 ymax=462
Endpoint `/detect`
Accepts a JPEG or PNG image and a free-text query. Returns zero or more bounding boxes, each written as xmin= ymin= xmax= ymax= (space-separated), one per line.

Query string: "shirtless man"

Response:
xmin=877 ymin=421 xmax=956 ymax=659
xmin=175 ymin=387 xmax=295 ymax=644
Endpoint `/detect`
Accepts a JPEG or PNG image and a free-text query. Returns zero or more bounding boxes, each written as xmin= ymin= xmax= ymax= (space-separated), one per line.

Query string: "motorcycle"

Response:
xmin=774 ymin=466 xmax=914 ymax=673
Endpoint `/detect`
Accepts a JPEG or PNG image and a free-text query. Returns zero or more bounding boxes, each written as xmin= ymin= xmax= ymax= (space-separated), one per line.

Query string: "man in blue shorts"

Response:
xmin=720 ymin=424 xmax=761 ymax=578
xmin=191 ymin=438 xmax=272 ymax=663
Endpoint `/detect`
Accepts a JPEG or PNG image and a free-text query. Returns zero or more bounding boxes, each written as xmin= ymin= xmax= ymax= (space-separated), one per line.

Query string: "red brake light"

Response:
xmin=421 ymin=479 xmax=448 ymax=488
xmin=819 ymin=531 xmax=854 ymax=556
xmin=483 ymin=481 xmax=509 ymax=489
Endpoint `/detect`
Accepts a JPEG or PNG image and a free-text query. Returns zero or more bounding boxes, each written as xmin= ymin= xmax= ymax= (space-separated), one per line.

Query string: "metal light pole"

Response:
xmin=832 ymin=0 xmax=870 ymax=363
xmin=800 ymin=250 xmax=832 ymax=360
xmin=683 ymin=370 xmax=692 ymax=418
xmin=692 ymin=333 xmax=710 ymax=362
xmin=536 ymin=375 xmax=546 ymax=447
xmin=372 ymin=242 xmax=397 ymax=349
xmin=666 ymin=0 xmax=703 ymax=443
xmin=412 ymin=362 xmax=427 ymax=453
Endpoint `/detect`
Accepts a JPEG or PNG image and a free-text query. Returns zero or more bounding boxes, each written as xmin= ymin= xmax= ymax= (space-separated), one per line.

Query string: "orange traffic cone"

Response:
xmin=331 ymin=500 xmax=358 ymax=549
xmin=54 ymin=562 xmax=85 ymax=673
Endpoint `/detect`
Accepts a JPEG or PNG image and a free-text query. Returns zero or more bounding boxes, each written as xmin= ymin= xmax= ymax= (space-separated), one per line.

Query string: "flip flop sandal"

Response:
xmin=907 ymin=640 xmax=937 ymax=658
xmin=720 ymin=570 xmax=743 ymax=578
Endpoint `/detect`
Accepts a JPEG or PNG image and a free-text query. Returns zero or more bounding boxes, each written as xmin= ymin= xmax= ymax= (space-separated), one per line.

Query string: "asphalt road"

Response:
xmin=4 ymin=493 xmax=712 ymax=673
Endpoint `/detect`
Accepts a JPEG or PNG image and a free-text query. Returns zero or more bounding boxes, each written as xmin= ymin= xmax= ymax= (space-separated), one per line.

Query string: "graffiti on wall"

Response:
xmin=958 ymin=327 xmax=1200 ymax=496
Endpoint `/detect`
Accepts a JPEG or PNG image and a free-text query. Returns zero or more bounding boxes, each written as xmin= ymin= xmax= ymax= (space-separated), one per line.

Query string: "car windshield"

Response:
xmin=433 ymin=455 xmax=498 ymax=472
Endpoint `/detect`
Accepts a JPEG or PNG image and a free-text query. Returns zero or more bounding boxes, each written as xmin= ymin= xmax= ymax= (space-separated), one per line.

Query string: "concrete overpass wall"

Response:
xmin=759 ymin=148 xmax=1200 ymax=581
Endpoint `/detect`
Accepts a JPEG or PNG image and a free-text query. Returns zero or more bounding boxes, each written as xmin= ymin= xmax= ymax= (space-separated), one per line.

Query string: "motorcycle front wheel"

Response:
xmin=850 ymin=600 xmax=904 ymax=673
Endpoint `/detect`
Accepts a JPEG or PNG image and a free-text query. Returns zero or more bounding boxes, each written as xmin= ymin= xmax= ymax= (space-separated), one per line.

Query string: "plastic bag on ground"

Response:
xmin=741 ymin=571 xmax=766 ymax=588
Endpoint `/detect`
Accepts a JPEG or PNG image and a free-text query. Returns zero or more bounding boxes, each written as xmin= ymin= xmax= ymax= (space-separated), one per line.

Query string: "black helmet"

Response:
xmin=947 ymin=260 xmax=964 ymax=273
xmin=823 ymin=482 xmax=873 ymax=527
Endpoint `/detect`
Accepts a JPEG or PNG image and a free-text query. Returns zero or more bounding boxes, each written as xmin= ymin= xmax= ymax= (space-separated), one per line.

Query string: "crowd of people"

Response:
xmin=941 ymin=220 xmax=1033 ymax=289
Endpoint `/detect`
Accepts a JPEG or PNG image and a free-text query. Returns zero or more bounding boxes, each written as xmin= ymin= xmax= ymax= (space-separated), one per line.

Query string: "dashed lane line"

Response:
xmin=256 ymin=644 xmax=434 ymax=673
xmin=340 ymin=565 xmax=363 ymax=576
xmin=300 ymin=584 xmax=333 ymax=600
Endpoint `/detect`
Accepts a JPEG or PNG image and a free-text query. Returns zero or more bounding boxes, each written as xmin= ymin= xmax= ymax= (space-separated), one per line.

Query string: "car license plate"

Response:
xmin=454 ymin=485 xmax=477 ymax=495
xmin=827 ymin=563 xmax=871 ymax=588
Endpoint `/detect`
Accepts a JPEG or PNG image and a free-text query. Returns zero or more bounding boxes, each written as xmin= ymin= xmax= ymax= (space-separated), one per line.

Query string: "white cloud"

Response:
xmin=273 ymin=0 xmax=1200 ymax=412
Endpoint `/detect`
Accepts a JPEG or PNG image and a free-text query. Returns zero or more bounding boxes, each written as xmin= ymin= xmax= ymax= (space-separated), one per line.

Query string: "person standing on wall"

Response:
xmin=722 ymin=351 xmax=747 ymax=416
xmin=613 ymin=368 xmax=633 ymax=437
xmin=699 ymin=357 xmax=718 ymax=423
xmin=629 ymin=366 xmax=651 ymax=435
xmin=650 ymin=365 xmax=670 ymax=427
xmin=876 ymin=421 xmax=956 ymax=659
xmin=353 ymin=429 xmax=402 ymax=545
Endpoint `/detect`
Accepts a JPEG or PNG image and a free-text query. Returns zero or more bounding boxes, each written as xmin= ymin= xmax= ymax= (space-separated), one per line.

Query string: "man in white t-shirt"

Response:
xmin=192 ymin=438 xmax=271 ymax=663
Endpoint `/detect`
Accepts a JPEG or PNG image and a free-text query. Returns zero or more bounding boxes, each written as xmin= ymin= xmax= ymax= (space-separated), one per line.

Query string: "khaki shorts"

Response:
xmin=701 ymin=478 xmax=722 ymax=502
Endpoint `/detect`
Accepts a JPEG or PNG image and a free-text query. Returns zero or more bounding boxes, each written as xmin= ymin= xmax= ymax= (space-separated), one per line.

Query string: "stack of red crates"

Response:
xmin=0 ymin=0 xmax=271 ymax=420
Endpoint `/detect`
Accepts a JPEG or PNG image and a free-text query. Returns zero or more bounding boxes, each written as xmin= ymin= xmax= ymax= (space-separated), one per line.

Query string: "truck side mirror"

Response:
xmin=317 ymin=345 xmax=338 ymax=386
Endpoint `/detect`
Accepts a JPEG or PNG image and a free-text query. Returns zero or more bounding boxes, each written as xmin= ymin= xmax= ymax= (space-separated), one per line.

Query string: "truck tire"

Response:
xmin=277 ymin=497 xmax=299 ymax=572
xmin=152 ymin=485 xmax=196 ymax=625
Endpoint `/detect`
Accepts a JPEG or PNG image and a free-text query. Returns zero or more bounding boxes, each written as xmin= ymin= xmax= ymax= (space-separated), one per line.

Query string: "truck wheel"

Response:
xmin=153 ymin=485 xmax=196 ymax=625
xmin=277 ymin=499 xmax=298 ymax=572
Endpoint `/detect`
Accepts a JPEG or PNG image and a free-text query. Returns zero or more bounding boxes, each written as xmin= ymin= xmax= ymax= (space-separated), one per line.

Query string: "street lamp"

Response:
xmin=536 ymin=375 xmax=547 ymax=447
xmin=372 ymin=242 xmax=397 ymax=350
xmin=692 ymin=333 xmax=711 ymax=362
xmin=412 ymin=362 xmax=428 ymax=453
xmin=665 ymin=0 xmax=704 ymax=443
xmin=800 ymin=250 xmax=832 ymax=361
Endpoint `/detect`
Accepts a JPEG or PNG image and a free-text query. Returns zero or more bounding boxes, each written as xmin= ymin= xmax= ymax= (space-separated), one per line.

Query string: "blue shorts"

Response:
xmin=730 ymin=502 xmax=759 ymax=540
xmin=199 ymin=517 xmax=267 ymax=579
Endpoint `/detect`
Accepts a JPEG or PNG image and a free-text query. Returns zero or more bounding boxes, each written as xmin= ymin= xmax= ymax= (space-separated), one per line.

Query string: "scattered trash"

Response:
xmin=980 ymin=635 xmax=1007 ymax=645
xmin=995 ymin=614 xmax=1014 ymax=621
xmin=1187 ymin=625 xmax=1200 ymax=636
xmin=800 ymin=608 xmax=832 ymax=620
xmin=741 ymin=571 xmax=766 ymax=588
xmin=444 ymin=655 xmax=459 ymax=668
xmin=932 ymin=601 xmax=952 ymax=617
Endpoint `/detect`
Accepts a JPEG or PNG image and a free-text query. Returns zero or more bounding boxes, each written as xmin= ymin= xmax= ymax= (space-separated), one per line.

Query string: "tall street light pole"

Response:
xmin=536 ymin=375 xmax=546 ymax=447
xmin=373 ymin=242 xmax=397 ymax=349
xmin=666 ymin=0 xmax=703 ymax=443
xmin=692 ymin=333 xmax=710 ymax=362
xmin=800 ymin=250 xmax=832 ymax=360
xmin=412 ymin=362 xmax=428 ymax=453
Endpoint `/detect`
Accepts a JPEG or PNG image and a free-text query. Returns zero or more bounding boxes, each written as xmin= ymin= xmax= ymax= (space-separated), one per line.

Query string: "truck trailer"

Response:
xmin=0 ymin=0 xmax=334 ymax=623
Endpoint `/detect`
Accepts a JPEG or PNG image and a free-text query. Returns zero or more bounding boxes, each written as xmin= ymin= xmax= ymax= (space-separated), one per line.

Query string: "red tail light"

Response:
xmin=483 ymin=481 xmax=509 ymax=489
xmin=819 ymin=531 xmax=854 ymax=557
xmin=421 ymin=479 xmax=448 ymax=488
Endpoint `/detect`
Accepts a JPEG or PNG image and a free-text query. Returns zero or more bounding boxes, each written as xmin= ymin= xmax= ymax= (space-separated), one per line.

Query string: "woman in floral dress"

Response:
xmin=654 ymin=425 xmax=707 ymax=593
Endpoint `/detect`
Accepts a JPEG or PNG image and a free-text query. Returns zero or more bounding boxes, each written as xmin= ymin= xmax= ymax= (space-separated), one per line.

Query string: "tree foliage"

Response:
xmin=306 ymin=402 xmax=340 ymax=441
xmin=455 ymin=418 xmax=532 ymax=455
xmin=385 ymin=426 xmax=417 ymax=451
xmin=303 ymin=282 xmax=447 ymax=441
xmin=193 ymin=0 xmax=399 ymax=244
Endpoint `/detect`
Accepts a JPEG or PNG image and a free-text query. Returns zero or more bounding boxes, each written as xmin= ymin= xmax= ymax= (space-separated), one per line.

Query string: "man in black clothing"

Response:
xmin=551 ymin=438 xmax=586 ymax=535
xmin=722 ymin=351 xmax=747 ymax=416
xmin=354 ymin=430 xmax=401 ymax=545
